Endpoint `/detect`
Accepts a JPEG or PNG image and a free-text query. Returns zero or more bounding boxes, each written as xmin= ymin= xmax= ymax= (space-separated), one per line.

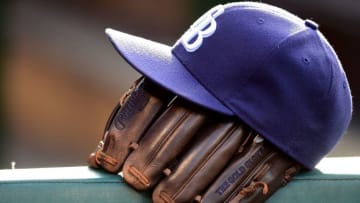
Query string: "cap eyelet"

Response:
xmin=302 ymin=57 xmax=310 ymax=65
xmin=257 ymin=18 xmax=265 ymax=24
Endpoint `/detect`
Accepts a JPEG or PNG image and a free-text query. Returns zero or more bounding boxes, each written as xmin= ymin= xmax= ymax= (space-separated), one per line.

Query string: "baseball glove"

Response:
xmin=88 ymin=77 xmax=302 ymax=203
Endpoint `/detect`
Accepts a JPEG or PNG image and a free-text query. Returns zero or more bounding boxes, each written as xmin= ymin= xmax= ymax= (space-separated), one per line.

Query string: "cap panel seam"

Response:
xmin=225 ymin=2 xmax=303 ymax=25
xmin=231 ymin=27 xmax=307 ymax=94
xmin=227 ymin=28 xmax=314 ymax=169
xmin=316 ymin=31 xmax=335 ymax=98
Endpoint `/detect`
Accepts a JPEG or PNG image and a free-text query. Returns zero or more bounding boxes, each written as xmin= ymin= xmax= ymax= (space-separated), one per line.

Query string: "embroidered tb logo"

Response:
xmin=180 ymin=5 xmax=224 ymax=52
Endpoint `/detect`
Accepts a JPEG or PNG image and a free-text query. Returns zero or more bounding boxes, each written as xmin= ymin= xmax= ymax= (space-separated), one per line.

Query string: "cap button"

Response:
xmin=305 ymin=19 xmax=319 ymax=30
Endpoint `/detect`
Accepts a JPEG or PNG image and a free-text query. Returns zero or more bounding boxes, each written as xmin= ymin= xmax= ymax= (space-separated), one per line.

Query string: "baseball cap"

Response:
xmin=105 ymin=2 xmax=352 ymax=169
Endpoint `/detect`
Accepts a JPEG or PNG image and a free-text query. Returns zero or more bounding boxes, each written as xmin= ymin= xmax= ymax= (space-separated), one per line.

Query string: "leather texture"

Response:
xmin=88 ymin=77 xmax=301 ymax=202
xmin=0 ymin=160 xmax=359 ymax=203
xmin=152 ymin=120 xmax=250 ymax=203
xmin=88 ymin=78 xmax=174 ymax=173
xmin=123 ymin=99 xmax=208 ymax=191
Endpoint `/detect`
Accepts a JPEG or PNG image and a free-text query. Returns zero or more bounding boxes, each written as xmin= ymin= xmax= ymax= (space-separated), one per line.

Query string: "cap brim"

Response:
xmin=105 ymin=28 xmax=233 ymax=116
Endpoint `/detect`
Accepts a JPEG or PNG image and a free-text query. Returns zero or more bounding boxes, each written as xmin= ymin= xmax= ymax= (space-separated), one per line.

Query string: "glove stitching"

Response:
xmin=142 ymin=110 xmax=189 ymax=171
xmin=226 ymin=150 xmax=276 ymax=202
xmin=130 ymin=110 xmax=190 ymax=187
xmin=172 ymin=124 xmax=240 ymax=200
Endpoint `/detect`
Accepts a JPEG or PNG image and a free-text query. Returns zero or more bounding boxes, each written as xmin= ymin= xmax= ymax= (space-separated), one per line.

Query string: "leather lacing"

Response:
xmin=282 ymin=165 xmax=301 ymax=185
xmin=128 ymin=166 xmax=150 ymax=187
xmin=229 ymin=178 xmax=269 ymax=203
xmin=95 ymin=151 xmax=119 ymax=166
xmin=230 ymin=164 xmax=301 ymax=202
xmin=229 ymin=181 xmax=269 ymax=203
xmin=239 ymin=181 xmax=269 ymax=196
xmin=119 ymin=86 xmax=135 ymax=105
xmin=240 ymin=163 xmax=270 ymax=196
xmin=229 ymin=163 xmax=271 ymax=203
xmin=119 ymin=78 xmax=142 ymax=105
xmin=93 ymin=133 xmax=119 ymax=167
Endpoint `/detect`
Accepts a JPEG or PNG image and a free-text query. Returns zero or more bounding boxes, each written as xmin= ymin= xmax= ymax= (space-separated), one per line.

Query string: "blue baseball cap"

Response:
xmin=105 ymin=2 xmax=352 ymax=169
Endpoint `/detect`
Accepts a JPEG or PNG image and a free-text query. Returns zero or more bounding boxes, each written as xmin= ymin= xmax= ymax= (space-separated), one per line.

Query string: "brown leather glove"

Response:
xmin=88 ymin=78 xmax=302 ymax=203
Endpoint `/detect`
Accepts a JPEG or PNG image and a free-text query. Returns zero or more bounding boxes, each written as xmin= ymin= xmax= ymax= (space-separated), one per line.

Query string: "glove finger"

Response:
xmin=87 ymin=101 xmax=122 ymax=169
xmin=152 ymin=119 xmax=252 ymax=203
xmin=122 ymin=99 xmax=208 ymax=190
xmin=229 ymin=153 xmax=302 ymax=203
xmin=199 ymin=135 xmax=301 ymax=203
xmin=88 ymin=78 xmax=174 ymax=173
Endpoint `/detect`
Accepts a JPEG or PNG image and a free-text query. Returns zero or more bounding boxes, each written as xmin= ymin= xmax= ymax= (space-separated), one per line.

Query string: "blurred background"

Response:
xmin=0 ymin=0 xmax=359 ymax=169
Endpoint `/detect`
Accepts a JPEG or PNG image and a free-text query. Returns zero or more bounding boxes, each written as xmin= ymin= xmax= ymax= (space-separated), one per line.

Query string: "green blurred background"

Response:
xmin=0 ymin=0 xmax=359 ymax=169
